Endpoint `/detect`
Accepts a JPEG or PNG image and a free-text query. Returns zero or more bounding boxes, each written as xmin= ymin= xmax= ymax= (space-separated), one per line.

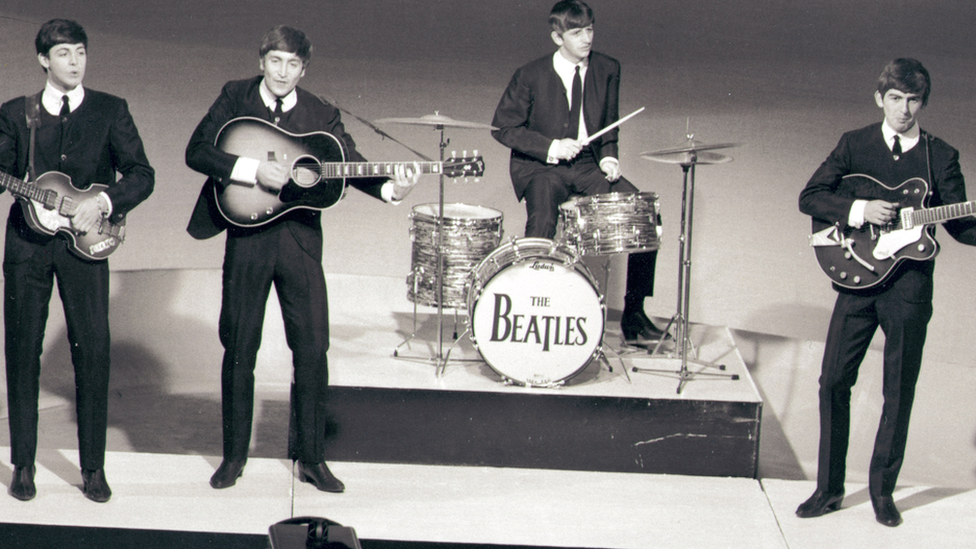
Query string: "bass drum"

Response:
xmin=466 ymin=238 xmax=605 ymax=387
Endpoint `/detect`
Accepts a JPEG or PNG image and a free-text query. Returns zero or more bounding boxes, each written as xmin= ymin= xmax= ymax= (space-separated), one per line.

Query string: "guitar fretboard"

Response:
xmin=0 ymin=171 xmax=57 ymax=207
xmin=318 ymin=162 xmax=441 ymax=178
xmin=913 ymin=200 xmax=976 ymax=226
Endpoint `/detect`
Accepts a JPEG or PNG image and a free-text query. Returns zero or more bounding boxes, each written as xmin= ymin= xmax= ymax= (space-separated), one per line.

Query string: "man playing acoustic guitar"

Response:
xmin=185 ymin=25 xmax=420 ymax=493
xmin=0 ymin=19 xmax=155 ymax=502
xmin=797 ymin=58 xmax=976 ymax=527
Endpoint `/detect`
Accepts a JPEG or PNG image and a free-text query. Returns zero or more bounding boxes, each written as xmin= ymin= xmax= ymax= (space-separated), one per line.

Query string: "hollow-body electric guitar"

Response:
xmin=808 ymin=173 xmax=976 ymax=289
xmin=213 ymin=117 xmax=485 ymax=227
xmin=0 ymin=170 xmax=124 ymax=260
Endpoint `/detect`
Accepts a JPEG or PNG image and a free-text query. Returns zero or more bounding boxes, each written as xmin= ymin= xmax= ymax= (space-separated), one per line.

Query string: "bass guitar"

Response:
xmin=0 ymin=170 xmax=124 ymax=260
xmin=808 ymin=173 xmax=976 ymax=289
xmin=213 ymin=117 xmax=485 ymax=227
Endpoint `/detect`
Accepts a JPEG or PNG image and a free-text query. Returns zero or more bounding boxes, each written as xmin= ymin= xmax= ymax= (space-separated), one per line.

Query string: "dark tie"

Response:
xmin=60 ymin=95 xmax=70 ymax=118
xmin=272 ymin=98 xmax=283 ymax=125
xmin=892 ymin=135 xmax=902 ymax=160
xmin=568 ymin=66 xmax=582 ymax=139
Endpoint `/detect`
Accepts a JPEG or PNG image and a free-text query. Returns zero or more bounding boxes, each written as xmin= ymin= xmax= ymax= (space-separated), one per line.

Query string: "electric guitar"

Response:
xmin=808 ymin=173 xmax=976 ymax=289
xmin=0 ymin=170 xmax=124 ymax=260
xmin=213 ymin=117 xmax=485 ymax=227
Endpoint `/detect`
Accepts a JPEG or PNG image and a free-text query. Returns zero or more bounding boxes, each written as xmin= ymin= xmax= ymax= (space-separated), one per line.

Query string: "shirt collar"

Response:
xmin=552 ymin=51 xmax=588 ymax=81
xmin=42 ymin=82 xmax=85 ymax=116
xmin=881 ymin=119 xmax=920 ymax=152
xmin=259 ymin=80 xmax=297 ymax=113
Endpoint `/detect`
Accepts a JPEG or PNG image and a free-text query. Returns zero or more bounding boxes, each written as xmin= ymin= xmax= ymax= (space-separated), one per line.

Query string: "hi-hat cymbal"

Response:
xmin=641 ymin=141 xmax=741 ymax=157
xmin=375 ymin=113 xmax=497 ymax=130
xmin=642 ymin=150 xmax=733 ymax=165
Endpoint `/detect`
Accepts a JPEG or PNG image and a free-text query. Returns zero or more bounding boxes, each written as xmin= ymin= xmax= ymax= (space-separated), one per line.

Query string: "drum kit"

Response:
xmin=380 ymin=113 xmax=740 ymax=391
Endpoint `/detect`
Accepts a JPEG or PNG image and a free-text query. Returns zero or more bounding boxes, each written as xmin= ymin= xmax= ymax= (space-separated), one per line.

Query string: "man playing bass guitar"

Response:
xmin=0 ymin=19 xmax=155 ymax=503
xmin=185 ymin=25 xmax=420 ymax=493
xmin=797 ymin=58 xmax=976 ymax=527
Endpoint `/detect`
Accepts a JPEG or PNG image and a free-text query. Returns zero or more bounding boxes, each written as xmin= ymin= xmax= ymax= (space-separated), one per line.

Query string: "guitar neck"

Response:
xmin=913 ymin=200 xmax=976 ymax=227
xmin=319 ymin=161 xmax=443 ymax=179
xmin=0 ymin=171 xmax=53 ymax=205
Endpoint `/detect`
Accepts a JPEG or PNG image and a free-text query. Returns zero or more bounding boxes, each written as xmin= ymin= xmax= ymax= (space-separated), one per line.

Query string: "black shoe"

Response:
xmin=297 ymin=461 xmax=345 ymax=493
xmin=210 ymin=459 xmax=246 ymax=489
xmin=795 ymin=489 xmax=844 ymax=518
xmin=871 ymin=495 xmax=903 ymax=527
xmin=81 ymin=468 xmax=112 ymax=503
xmin=9 ymin=465 xmax=36 ymax=501
xmin=621 ymin=309 xmax=668 ymax=344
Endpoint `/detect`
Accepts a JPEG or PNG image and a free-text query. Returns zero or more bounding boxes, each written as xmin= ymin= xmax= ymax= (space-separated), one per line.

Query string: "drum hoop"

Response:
xmin=411 ymin=202 xmax=504 ymax=221
xmin=466 ymin=237 xmax=606 ymax=387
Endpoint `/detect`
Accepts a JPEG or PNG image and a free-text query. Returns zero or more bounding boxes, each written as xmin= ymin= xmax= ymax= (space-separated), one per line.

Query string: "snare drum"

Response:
xmin=558 ymin=192 xmax=662 ymax=255
xmin=408 ymin=203 xmax=503 ymax=308
xmin=467 ymin=238 xmax=605 ymax=387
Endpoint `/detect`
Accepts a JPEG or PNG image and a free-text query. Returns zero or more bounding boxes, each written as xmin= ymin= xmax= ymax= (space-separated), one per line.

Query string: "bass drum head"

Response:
xmin=468 ymin=238 xmax=605 ymax=387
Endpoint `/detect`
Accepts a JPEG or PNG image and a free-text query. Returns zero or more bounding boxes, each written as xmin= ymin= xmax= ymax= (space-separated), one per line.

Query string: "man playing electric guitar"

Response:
xmin=0 ymin=19 xmax=155 ymax=503
xmin=185 ymin=25 xmax=420 ymax=493
xmin=797 ymin=58 xmax=976 ymax=527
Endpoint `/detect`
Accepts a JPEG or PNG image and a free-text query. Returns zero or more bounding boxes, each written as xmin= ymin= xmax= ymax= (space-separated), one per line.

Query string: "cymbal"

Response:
xmin=641 ymin=150 xmax=733 ymax=165
xmin=375 ymin=113 xmax=496 ymax=130
xmin=641 ymin=141 xmax=741 ymax=157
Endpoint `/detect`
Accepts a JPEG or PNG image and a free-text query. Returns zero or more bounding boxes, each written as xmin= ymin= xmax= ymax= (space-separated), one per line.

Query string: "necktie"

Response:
xmin=60 ymin=95 xmax=70 ymax=118
xmin=568 ymin=66 xmax=582 ymax=139
xmin=272 ymin=98 xmax=283 ymax=125
xmin=892 ymin=135 xmax=902 ymax=160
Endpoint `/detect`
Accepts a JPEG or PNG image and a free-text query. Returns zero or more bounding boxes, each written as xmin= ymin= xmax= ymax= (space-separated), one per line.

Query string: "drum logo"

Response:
xmin=488 ymin=293 xmax=589 ymax=351
xmin=528 ymin=261 xmax=554 ymax=272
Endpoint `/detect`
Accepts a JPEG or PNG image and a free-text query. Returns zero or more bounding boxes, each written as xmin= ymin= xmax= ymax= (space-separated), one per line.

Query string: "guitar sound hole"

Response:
xmin=292 ymin=156 xmax=321 ymax=188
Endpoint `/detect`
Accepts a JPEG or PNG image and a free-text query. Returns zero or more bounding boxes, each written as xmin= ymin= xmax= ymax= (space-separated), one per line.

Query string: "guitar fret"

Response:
xmin=912 ymin=201 xmax=976 ymax=226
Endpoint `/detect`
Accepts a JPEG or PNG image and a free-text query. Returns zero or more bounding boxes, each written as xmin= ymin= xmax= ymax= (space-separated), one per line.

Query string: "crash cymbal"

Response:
xmin=641 ymin=150 xmax=733 ymax=165
xmin=640 ymin=141 xmax=741 ymax=157
xmin=375 ymin=113 xmax=496 ymax=130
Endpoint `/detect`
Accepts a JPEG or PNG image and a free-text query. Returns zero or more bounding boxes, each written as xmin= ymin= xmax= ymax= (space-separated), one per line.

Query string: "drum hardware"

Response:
xmin=380 ymin=113 xmax=491 ymax=375
xmin=631 ymin=127 xmax=741 ymax=394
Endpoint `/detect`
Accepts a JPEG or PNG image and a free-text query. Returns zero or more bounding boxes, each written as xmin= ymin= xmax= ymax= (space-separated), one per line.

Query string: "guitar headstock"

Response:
xmin=444 ymin=150 xmax=485 ymax=181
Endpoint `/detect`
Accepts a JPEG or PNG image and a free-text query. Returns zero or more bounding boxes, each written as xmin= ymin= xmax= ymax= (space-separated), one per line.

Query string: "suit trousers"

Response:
xmin=816 ymin=286 xmax=931 ymax=497
xmin=4 ymin=233 xmax=111 ymax=470
xmin=521 ymin=154 xmax=656 ymax=303
xmin=218 ymin=221 xmax=330 ymax=464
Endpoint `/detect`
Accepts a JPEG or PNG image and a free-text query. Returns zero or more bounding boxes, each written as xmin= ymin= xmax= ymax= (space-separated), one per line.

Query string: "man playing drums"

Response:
xmin=491 ymin=0 xmax=662 ymax=344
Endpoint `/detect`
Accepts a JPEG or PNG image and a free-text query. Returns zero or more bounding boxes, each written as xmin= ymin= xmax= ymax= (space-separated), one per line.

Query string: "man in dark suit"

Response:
xmin=0 ymin=19 xmax=155 ymax=502
xmin=797 ymin=58 xmax=976 ymax=527
xmin=491 ymin=0 xmax=662 ymax=344
xmin=185 ymin=25 xmax=419 ymax=493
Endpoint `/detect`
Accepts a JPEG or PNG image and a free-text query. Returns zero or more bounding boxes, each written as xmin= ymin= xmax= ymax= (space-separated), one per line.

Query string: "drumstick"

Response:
xmin=581 ymin=107 xmax=645 ymax=146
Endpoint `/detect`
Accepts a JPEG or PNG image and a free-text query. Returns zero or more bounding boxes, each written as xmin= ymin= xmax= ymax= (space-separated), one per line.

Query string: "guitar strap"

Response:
xmin=24 ymin=91 xmax=42 ymax=182
xmin=923 ymin=130 xmax=933 ymax=188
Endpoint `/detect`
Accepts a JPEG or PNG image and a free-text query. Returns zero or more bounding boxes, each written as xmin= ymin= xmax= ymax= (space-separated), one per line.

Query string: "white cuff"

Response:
xmin=546 ymin=140 xmax=560 ymax=164
xmin=849 ymin=199 xmax=868 ymax=228
xmin=230 ymin=157 xmax=261 ymax=185
xmin=98 ymin=192 xmax=113 ymax=217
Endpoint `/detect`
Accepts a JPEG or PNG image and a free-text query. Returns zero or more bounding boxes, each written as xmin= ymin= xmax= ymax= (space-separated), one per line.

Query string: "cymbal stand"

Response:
xmin=632 ymin=148 xmax=738 ymax=393
xmin=392 ymin=124 xmax=474 ymax=377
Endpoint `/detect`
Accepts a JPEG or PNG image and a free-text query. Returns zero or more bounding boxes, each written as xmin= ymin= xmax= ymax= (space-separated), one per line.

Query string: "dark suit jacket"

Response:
xmin=799 ymin=122 xmax=976 ymax=297
xmin=491 ymin=52 xmax=622 ymax=200
xmin=185 ymin=76 xmax=387 ymax=241
xmin=0 ymin=89 xmax=154 ymax=224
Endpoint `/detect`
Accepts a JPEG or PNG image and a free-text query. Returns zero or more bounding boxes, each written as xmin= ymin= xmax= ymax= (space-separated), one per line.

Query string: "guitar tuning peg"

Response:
xmin=473 ymin=149 xmax=479 ymax=157
xmin=462 ymin=150 xmax=468 ymax=158
xmin=451 ymin=150 xmax=457 ymax=158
